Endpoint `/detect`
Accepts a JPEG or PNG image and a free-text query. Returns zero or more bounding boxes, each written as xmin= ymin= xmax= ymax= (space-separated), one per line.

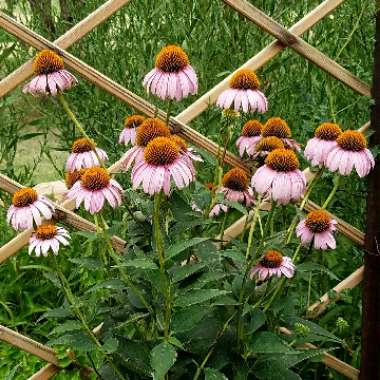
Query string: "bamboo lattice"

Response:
xmin=0 ymin=0 xmax=371 ymax=378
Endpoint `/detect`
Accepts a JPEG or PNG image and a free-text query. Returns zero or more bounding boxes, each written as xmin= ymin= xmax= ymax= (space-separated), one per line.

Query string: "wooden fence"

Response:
xmin=0 ymin=0 xmax=371 ymax=378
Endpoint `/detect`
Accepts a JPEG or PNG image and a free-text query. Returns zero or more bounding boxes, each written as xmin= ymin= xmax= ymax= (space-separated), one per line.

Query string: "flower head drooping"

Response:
xmin=29 ymin=224 xmax=70 ymax=257
xmin=121 ymin=118 xmax=171 ymax=171
xmin=253 ymin=136 xmax=285 ymax=159
xmin=171 ymin=135 xmax=203 ymax=174
xmin=66 ymin=138 xmax=108 ymax=173
xmin=66 ymin=167 xmax=123 ymax=214
xmin=326 ymin=130 xmax=375 ymax=177
xmin=251 ymin=148 xmax=306 ymax=205
xmin=119 ymin=115 xmax=145 ymax=146
xmin=262 ymin=117 xmax=300 ymax=151
xmin=23 ymin=49 xmax=77 ymax=96
xmin=304 ymin=122 xmax=342 ymax=167
xmin=65 ymin=169 xmax=86 ymax=189
xmin=236 ymin=120 xmax=263 ymax=157
xmin=296 ymin=210 xmax=337 ymax=250
xmin=7 ymin=188 xmax=55 ymax=231
xmin=250 ymin=250 xmax=295 ymax=281
xmin=132 ymin=136 xmax=194 ymax=196
xmin=221 ymin=168 xmax=254 ymax=205
xmin=143 ymin=45 xmax=198 ymax=101
xmin=216 ymin=69 xmax=268 ymax=113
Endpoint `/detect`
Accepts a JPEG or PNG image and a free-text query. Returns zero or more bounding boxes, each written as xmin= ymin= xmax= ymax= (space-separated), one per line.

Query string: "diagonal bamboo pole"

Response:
xmin=279 ymin=327 xmax=359 ymax=379
xmin=27 ymin=364 xmax=59 ymax=380
xmin=222 ymin=0 xmax=370 ymax=97
xmin=177 ymin=0 xmax=346 ymax=124
xmin=0 ymin=325 xmax=59 ymax=365
xmin=0 ymin=0 xmax=132 ymax=97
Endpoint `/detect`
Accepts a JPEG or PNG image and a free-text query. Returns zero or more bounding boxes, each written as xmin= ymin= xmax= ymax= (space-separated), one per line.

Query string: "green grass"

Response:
xmin=0 ymin=0 xmax=375 ymax=378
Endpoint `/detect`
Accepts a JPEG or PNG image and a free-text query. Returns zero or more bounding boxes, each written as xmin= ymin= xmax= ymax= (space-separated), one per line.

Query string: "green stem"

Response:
xmin=193 ymin=313 xmax=236 ymax=380
xmin=153 ymin=192 xmax=171 ymax=339
xmin=285 ymin=168 xmax=324 ymax=244
xmin=95 ymin=214 xmax=153 ymax=314
xmin=236 ymin=201 xmax=275 ymax=349
xmin=322 ymin=176 xmax=341 ymax=209
xmin=57 ymin=92 xmax=105 ymax=169
xmin=218 ymin=211 xmax=228 ymax=248
xmin=51 ymin=256 xmax=127 ymax=380
xmin=165 ymin=99 xmax=173 ymax=126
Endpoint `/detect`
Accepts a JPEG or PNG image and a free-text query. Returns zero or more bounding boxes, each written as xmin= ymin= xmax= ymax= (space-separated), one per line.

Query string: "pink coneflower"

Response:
xmin=326 ymin=130 xmax=375 ymax=177
xmin=209 ymin=204 xmax=229 ymax=217
xmin=236 ymin=120 xmax=263 ymax=157
xmin=252 ymin=136 xmax=285 ymax=160
xmin=119 ymin=115 xmax=145 ymax=146
xmin=250 ymin=250 xmax=295 ymax=281
xmin=296 ymin=210 xmax=337 ymax=250
xmin=143 ymin=45 xmax=198 ymax=101
xmin=304 ymin=122 xmax=342 ymax=167
xmin=66 ymin=167 xmax=123 ymax=214
xmin=7 ymin=188 xmax=55 ymax=231
xmin=219 ymin=167 xmax=254 ymax=206
xmin=29 ymin=224 xmax=70 ymax=257
xmin=171 ymin=135 xmax=203 ymax=174
xmin=216 ymin=69 xmax=267 ymax=113
xmin=132 ymin=137 xmax=194 ymax=195
xmin=262 ymin=117 xmax=300 ymax=151
xmin=66 ymin=138 xmax=108 ymax=172
xmin=23 ymin=49 xmax=77 ymax=96
xmin=121 ymin=118 xmax=171 ymax=171
xmin=65 ymin=169 xmax=85 ymax=189
xmin=251 ymin=149 xmax=306 ymax=205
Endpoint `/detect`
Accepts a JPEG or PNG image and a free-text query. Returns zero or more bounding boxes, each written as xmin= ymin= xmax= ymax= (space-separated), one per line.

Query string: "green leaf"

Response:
xmin=248 ymin=332 xmax=295 ymax=354
xmin=204 ymin=368 xmax=228 ymax=380
xmin=38 ymin=307 xmax=72 ymax=321
xmin=102 ymin=337 xmax=119 ymax=354
xmin=49 ymin=331 xmax=97 ymax=352
xmin=122 ymin=258 xmax=158 ymax=270
xmin=224 ymin=200 xmax=248 ymax=215
xmin=171 ymin=262 xmax=207 ymax=283
xmin=69 ymin=257 xmax=102 ymax=270
xmin=166 ymin=237 xmax=211 ymax=261
xmin=174 ymin=289 xmax=230 ymax=307
xmin=150 ymin=343 xmax=177 ymax=380
xmin=297 ymin=262 xmax=339 ymax=281
xmin=50 ymin=320 xmax=82 ymax=336
xmin=254 ymin=361 xmax=301 ymax=380
xmin=86 ymin=279 xmax=125 ymax=293
xmin=172 ymin=305 xmax=210 ymax=333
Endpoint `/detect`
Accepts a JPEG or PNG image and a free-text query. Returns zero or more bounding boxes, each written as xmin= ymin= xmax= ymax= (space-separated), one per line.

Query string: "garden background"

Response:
xmin=0 ymin=0 xmax=375 ymax=378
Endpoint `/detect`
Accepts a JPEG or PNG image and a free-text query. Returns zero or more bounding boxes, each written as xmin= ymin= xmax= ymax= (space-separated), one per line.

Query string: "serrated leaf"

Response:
xmin=166 ymin=238 xmax=211 ymax=261
xmin=171 ymin=262 xmax=207 ymax=283
xmin=49 ymin=331 xmax=97 ymax=352
xmin=249 ymin=332 xmax=295 ymax=354
xmin=102 ymin=337 xmax=119 ymax=354
xmin=69 ymin=257 xmax=102 ymax=270
xmin=204 ymin=368 xmax=228 ymax=380
xmin=50 ymin=320 xmax=82 ymax=336
xmin=297 ymin=262 xmax=339 ymax=281
xmin=172 ymin=305 xmax=210 ymax=333
xmin=223 ymin=200 xmax=248 ymax=215
xmin=38 ymin=307 xmax=72 ymax=321
xmin=174 ymin=289 xmax=230 ymax=307
xmin=150 ymin=343 xmax=177 ymax=380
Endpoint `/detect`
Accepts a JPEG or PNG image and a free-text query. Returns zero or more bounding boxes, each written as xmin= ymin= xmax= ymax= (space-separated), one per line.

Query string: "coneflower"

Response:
xmin=7 ymin=188 xmax=55 ymax=231
xmin=132 ymin=137 xmax=194 ymax=195
xmin=304 ymin=122 xmax=342 ymax=167
xmin=251 ymin=148 xmax=306 ymax=205
xmin=23 ymin=49 xmax=77 ymax=96
xmin=121 ymin=118 xmax=171 ymax=171
xmin=236 ymin=120 xmax=263 ymax=157
xmin=216 ymin=69 xmax=268 ymax=113
xmin=326 ymin=130 xmax=375 ymax=177
xmin=119 ymin=115 xmax=145 ymax=146
xmin=143 ymin=45 xmax=198 ymax=101
xmin=262 ymin=117 xmax=300 ymax=151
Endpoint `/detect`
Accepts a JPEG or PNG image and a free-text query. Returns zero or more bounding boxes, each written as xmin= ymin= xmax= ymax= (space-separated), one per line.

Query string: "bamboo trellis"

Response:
xmin=0 ymin=0 xmax=372 ymax=378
